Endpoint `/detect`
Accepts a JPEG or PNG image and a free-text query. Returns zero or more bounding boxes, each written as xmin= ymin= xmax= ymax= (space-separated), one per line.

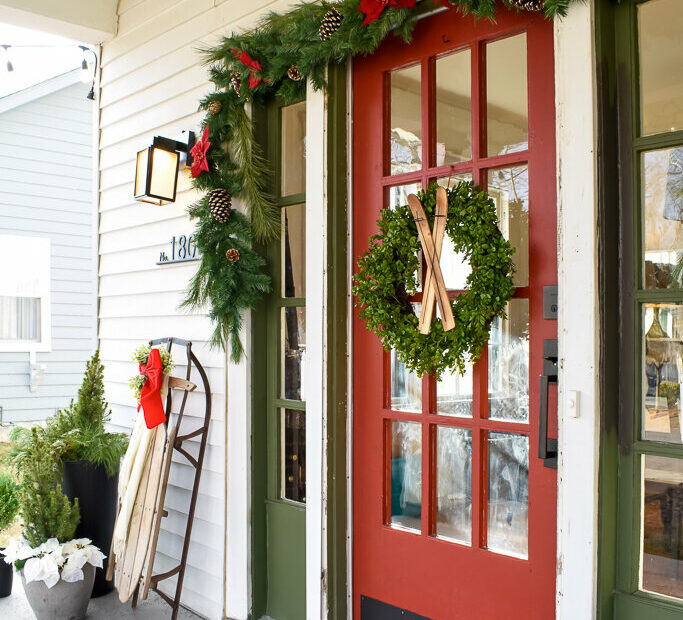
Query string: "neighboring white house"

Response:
xmin=0 ymin=69 xmax=97 ymax=423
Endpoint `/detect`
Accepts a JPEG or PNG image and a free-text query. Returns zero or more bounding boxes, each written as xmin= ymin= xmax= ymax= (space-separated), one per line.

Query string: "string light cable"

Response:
xmin=0 ymin=43 xmax=98 ymax=100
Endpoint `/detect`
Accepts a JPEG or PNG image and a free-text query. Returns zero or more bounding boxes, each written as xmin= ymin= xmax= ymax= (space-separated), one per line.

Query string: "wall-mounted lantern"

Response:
xmin=134 ymin=131 xmax=195 ymax=205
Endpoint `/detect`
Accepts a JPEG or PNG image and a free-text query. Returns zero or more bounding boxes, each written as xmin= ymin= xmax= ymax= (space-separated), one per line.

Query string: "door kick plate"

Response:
xmin=360 ymin=595 xmax=433 ymax=620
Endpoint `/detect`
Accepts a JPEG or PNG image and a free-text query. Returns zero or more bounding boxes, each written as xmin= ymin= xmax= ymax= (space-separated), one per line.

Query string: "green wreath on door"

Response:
xmin=353 ymin=181 xmax=516 ymax=379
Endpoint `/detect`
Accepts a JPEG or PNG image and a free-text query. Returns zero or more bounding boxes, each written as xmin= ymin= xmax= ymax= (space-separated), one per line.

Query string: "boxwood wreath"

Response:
xmin=353 ymin=182 xmax=515 ymax=379
xmin=183 ymin=0 xmax=577 ymax=360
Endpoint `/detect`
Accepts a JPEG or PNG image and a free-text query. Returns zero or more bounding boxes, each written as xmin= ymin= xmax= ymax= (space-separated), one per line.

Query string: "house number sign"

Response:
xmin=156 ymin=234 xmax=200 ymax=265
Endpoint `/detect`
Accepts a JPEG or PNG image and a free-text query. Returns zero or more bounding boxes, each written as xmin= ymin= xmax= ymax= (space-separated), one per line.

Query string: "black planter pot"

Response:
xmin=62 ymin=461 xmax=118 ymax=598
xmin=0 ymin=549 xmax=12 ymax=598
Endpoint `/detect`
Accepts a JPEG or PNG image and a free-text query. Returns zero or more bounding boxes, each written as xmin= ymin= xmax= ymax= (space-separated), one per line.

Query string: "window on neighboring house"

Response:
xmin=0 ymin=235 xmax=51 ymax=352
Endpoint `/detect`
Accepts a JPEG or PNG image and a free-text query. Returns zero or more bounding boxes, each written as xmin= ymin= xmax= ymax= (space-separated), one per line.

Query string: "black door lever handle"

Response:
xmin=539 ymin=339 xmax=558 ymax=469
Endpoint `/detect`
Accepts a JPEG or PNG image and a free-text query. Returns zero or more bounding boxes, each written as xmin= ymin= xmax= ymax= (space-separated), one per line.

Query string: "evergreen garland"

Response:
xmin=186 ymin=0 xmax=576 ymax=357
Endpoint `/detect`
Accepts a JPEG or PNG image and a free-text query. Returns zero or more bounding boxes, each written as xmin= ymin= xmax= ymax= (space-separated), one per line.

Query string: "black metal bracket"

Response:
xmin=152 ymin=130 xmax=196 ymax=168
xmin=539 ymin=339 xmax=558 ymax=469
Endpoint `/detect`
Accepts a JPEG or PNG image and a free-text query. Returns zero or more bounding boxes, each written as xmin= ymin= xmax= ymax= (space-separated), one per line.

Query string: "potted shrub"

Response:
xmin=6 ymin=428 xmax=104 ymax=620
xmin=44 ymin=351 xmax=128 ymax=597
xmin=0 ymin=473 xmax=19 ymax=597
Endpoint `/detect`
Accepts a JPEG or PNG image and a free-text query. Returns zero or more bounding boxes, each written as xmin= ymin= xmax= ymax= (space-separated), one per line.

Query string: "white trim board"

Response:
xmin=305 ymin=77 xmax=329 ymax=620
xmin=555 ymin=2 xmax=600 ymax=619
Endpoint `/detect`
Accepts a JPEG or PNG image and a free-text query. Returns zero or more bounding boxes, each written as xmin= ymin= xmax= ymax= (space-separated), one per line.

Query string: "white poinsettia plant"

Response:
xmin=2 ymin=537 xmax=105 ymax=588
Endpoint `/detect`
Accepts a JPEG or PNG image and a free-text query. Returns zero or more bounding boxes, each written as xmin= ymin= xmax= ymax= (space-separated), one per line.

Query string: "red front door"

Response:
xmin=352 ymin=8 xmax=557 ymax=620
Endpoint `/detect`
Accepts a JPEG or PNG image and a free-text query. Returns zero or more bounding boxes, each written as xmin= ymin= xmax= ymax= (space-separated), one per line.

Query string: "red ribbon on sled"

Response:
xmin=137 ymin=348 xmax=167 ymax=429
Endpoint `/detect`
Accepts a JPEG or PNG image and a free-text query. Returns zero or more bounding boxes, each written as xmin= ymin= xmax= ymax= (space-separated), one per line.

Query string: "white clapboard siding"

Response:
xmin=0 ymin=73 xmax=96 ymax=423
xmin=102 ymin=1 xmax=305 ymax=617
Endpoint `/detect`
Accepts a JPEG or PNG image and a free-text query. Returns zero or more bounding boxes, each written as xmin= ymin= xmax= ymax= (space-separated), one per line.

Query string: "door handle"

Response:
xmin=538 ymin=339 xmax=558 ymax=469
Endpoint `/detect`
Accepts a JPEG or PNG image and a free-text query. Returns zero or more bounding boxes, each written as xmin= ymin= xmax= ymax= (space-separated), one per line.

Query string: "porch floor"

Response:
xmin=0 ymin=576 xmax=204 ymax=619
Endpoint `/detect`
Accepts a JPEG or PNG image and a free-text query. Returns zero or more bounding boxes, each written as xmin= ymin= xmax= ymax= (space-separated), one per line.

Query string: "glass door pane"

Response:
xmin=641 ymin=147 xmax=683 ymax=289
xmin=390 ymin=64 xmax=422 ymax=175
xmin=436 ymin=49 xmax=472 ymax=165
xmin=486 ymin=34 xmax=528 ymax=156
xmin=641 ymin=454 xmax=683 ymax=599
xmin=642 ymin=303 xmax=682 ymax=444
xmin=487 ymin=432 xmax=529 ymax=558
xmin=390 ymin=420 xmax=422 ymax=531
xmin=638 ymin=0 xmax=683 ymax=136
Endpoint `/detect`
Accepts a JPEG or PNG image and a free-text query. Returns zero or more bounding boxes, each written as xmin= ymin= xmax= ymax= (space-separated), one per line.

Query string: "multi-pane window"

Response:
xmin=277 ymin=101 xmax=307 ymax=503
xmin=385 ymin=32 xmax=534 ymax=559
xmin=618 ymin=0 xmax=683 ymax=606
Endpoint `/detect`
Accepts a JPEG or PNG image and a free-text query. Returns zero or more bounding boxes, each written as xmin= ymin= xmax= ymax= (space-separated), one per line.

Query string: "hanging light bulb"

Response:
xmin=1 ymin=45 xmax=13 ymax=72
xmin=78 ymin=46 xmax=91 ymax=83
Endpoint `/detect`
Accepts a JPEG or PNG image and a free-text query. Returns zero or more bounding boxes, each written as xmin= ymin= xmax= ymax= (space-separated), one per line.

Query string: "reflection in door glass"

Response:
xmin=437 ymin=365 xmax=473 ymax=417
xmin=642 ymin=304 xmax=682 ymax=444
xmin=638 ymin=0 xmax=683 ymax=136
xmin=390 ymin=64 xmax=422 ymax=175
xmin=388 ymin=183 xmax=421 ymax=210
xmin=391 ymin=348 xmax=422 ymax=412
xmin=436 ymin=49 xmax=472 ymax=165
xmin=282 ymin=307 xmax=306 ymax=401
xmin=489 ymin=299 xmax=530 ymax=423
xmin=641 ymin=454 xmax=683 ymax=600
xmin=436 ymin=426 xmax=472 ymax=544
xmin=281 ymin=409 xmax=306 ymax=503
xmin=488 ymin=166 xmax=529 ymax=287
xmin=487 ymin=432 xmax=529 ymax=558
xmin=641 ymin=148 xmax=683 ymax=289
xmin=486 ymin=34 xmax=528 ymax=157
xmin=281 ymin=101 xmax=306 ymax=196
xmin=390 ymin=420 xmax=422 ymax=531
xmin=282 ymin=204 xmax=306 ymax=297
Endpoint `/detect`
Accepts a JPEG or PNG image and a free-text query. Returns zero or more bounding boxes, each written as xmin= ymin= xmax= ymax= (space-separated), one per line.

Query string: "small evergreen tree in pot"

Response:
xmin=49 ymin=351 xmax=127 ymax=597
xmin=5 ymin=429 xmax=104 ymax=619
xmin=0 ymin=474 xmax=19 ymax=597
xmin=10 ymin=428 xmax=80 ymax=549
xmin=9 ymin=351 xmax=128 ymax=597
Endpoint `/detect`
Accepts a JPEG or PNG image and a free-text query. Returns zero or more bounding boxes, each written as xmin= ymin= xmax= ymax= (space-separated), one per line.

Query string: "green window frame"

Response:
xmin=598 ymin=1 xmax=683 ymax=618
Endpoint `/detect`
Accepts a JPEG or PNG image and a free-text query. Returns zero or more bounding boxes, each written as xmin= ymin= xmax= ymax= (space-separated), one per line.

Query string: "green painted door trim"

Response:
xmin=595 ymin=1 xmax=620 ymax=618
xmin=325 ymin=61 xmax=349 ymax=620
xmin=596 ymin=2 xmax=683 ymax=618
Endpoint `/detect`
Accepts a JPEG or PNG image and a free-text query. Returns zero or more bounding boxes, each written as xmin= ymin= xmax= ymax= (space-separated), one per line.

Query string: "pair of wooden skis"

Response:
xmin=407 ymin=186 xmax=455 ymax=334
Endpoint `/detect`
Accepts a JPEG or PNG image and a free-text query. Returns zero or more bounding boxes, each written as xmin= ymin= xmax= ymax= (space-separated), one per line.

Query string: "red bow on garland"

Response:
xmin=358 ymin=0 xmax=416 ymax=26
xmin=137 ymin=348 xmax=167 ymax=429
xmin=231 ymin=48 xmax=263 ymax=89
xmin=190 ymin=126 xmax=211 ymax=178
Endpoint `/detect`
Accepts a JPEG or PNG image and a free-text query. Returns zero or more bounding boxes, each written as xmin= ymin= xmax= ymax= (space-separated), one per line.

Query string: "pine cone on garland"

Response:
xmin=319 ymin=7 xmax=343 ymax=41
xmin=208 ymin=100 xmax=222 ymax=115
xmin=507 ymin=0 xmax=544 ymax=11
xmin=208 ymin=189 xmax=232 ymax=223
xmin=287 ymin=65 xmax=302 ymax=81
xmin=225 ymin=248 xmax=240 ymax=262
xmin=230 ymin=71 xmax=242 ymax=97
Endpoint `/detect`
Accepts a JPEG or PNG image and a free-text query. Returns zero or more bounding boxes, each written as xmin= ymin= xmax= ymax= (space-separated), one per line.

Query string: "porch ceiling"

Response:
xmin=0 ymin=0 xmax=118 ymax=44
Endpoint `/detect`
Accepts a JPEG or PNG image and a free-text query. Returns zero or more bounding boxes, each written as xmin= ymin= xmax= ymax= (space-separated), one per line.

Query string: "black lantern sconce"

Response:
xmin=134 ymin=131 xmax=195 ymax=205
